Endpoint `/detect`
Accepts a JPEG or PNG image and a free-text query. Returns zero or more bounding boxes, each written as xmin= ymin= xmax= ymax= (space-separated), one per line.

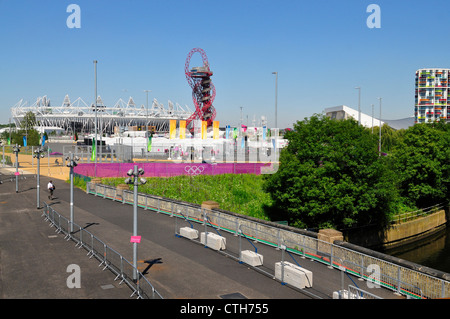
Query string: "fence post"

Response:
xmin=238 ymin=227 xmax=242 ymax=263
xmin=203 ymin=209 xmax=208 ymax=248
xmin=328 ymin=244 xmax=333 ymax=269
xmin=281 ymin=243 xmax=285 ymax=285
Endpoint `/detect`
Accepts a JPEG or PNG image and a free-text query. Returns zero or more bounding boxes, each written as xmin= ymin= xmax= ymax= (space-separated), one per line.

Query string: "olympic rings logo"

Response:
xmin=184 ymin=165 xmax=205 ymax=176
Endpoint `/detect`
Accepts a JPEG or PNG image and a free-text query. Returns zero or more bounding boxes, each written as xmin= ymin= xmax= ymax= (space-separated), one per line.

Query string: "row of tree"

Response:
xmin=0 ymin=112 xmax=47 ymax=146
xmin=263 ymin=114 xmax=450 ymax=231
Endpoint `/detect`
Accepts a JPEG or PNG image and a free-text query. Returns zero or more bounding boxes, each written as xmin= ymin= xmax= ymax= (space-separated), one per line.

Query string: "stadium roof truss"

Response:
xmin=11 ymin=95 xmax=194 ymax=133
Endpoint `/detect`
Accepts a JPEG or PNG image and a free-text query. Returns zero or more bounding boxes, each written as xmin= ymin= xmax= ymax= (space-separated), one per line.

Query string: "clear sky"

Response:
xmin=1 ymin=0 xmax=449 ymax=128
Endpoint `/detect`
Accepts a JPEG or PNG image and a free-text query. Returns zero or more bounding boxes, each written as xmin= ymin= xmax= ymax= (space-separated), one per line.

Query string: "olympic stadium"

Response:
xmin=10 ymin=94 xmax=194 ymax=134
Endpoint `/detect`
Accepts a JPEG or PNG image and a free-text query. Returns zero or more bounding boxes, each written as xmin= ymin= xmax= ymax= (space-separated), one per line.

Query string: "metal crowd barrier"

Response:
xmin=87 ymin=182 xmax=450 ymax=299
xmin=41 ymin=202 xmax=163 ymax=299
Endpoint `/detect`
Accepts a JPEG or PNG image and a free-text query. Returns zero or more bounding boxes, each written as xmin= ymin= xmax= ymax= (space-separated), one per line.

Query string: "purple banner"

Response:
xmin=74 ymin=162 xmax=272 ymax=178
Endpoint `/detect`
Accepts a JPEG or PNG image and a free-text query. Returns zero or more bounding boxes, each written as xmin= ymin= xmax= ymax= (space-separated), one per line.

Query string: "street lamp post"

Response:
xmin=66 ymin=152 xmax=79 ymax=233
xmin=33 ymin=147 xmax=45 ymax=209
xmin=125 ymin=165 xmax=146 ymax=281
xmin=371 ymin=104 xmax=374 ymax=134
xmin=355 ymin=87 xmax=361 ymax=126
xmin=377 ymin=97 xmax=382 ymax=156
xmin=272 ymin=72 xmax=278 ymax=129
xmin=144 ymin=90 xmax=151 ymax=161
xmin=93 ymin=60 xmax=98 ymax=176
xmin=13 ymin=144 xmax=21 ymax=193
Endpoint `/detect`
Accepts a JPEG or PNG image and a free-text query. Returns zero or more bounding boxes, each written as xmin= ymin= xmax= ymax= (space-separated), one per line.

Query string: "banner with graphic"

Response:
xmin=23 ymin=136 xmax=27 ymax=147
xmin=179 ymin=120 xmax=186 ymax=139
xmin=169 ymin=120 xmax=177 ymax=139
xmin=202 ymin=121 xmax=207 ymax=139
xmin=91 ymin=137 xmax=96 ymax=162
xmin=194 ymin=120 xmax=202 ymax=139
xmin=147 ymin=133 xmax=152 ymax=152
xmin=225 ymin=125 xmax=230 ymax=139
xmin=213 ymin=121 xmax=219 ymax=139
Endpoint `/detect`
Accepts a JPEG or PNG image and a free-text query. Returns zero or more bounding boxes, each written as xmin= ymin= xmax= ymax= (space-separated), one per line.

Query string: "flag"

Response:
xmin=232 ymin=127 xmax=238 ymax=139
xmin=41 ymin=134 xmax=46 ymax=146
xmin=169 ymin=120 xmax=176 ymax=139
xmin=225 ymin=125 xmax=230 ymax=139
xmin=23 ymin=136 xmax=27 ymax=147
xmin=7 ymin=137 xmax=10 ymax=145
xmin=241 ymin=137 xmax=245 ymax=149
xmin=147 ymin=133 xmax=152 ymax=152
xmin=201 ymin=121 xmax=207 ymax=140
xmin=179 ymin=120 xmax=186 ymax=139
xmin=262 ymin=126 xmax=267 ymax=140
xmin=91 ymin=137 xmax=96 ymax=161
xmin=213 ymin=121 xmax=219 ymax=139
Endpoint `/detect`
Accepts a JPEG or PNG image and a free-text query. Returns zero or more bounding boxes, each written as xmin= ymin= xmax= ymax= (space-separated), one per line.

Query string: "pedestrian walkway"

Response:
xmin=0 ymin=163 xmax=405 ymax=299
xmin=0 ymin=171 xmax=136 ymax=299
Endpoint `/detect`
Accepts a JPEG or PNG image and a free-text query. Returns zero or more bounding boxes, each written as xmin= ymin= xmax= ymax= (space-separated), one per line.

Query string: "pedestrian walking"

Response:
xmin=47 ymin=180 xmax=55 ymax=200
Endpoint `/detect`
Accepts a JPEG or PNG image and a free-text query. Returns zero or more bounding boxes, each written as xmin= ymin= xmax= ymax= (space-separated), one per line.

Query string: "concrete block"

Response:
xmin=275 ymin=261 xmax=313 ymax=289
xmin=200 ymin=232 xmax=226 ymax=251
xmin=240 ymin=250 xmax=263 ymax=267
xmin=179 ymin=227 xmax=199 ymax=240
xmin=332 ymin=290 xmax=362 ymax=299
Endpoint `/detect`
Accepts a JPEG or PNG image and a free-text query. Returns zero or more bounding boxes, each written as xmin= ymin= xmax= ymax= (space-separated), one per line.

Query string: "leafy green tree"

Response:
xmin=372 ymin=124 xmax=405 ymax=153
xmin=263 ymin=114 xmax=398 ymax=230
xmin=391 ymin=123 xmax=450 ymax=209
xmin=21 ymin=111 xmax=37 ymax=131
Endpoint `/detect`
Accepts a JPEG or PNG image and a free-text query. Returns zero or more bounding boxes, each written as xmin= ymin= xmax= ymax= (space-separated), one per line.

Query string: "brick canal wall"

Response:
xmin=346 ymin=210 xmax=448 ymax=249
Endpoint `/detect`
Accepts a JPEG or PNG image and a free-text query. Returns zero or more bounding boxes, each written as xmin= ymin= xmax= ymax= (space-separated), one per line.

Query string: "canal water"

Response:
xmin=381 ymin=225 xmax=450 ymax=274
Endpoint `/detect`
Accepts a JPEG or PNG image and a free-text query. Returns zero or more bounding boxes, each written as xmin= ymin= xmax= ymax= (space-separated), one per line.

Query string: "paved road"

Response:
xmin=0 ymin=172 xmax=134 ymax=299
xmin=0 ymin=168 xmax=403 ymax=299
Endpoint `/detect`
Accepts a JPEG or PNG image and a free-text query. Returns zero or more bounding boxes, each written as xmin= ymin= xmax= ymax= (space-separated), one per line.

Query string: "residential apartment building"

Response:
xmin=415 ymin=68 xmax=450 ymax=123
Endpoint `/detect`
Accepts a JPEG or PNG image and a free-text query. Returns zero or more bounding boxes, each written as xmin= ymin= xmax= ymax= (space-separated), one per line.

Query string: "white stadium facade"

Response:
xmin=10 ymin=95 xmax=194 ymax=134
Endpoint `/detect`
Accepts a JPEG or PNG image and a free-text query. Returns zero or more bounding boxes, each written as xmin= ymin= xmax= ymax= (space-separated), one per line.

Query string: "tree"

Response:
xmin=10 ymin=111 xmax=41 ymax=146
xmin=390 ymin=123 xmax=450 ymax=209
xmin=21 ymin=111 xmax=36 ymax=131
xmin=263 ymin=114 xmax=398 ymax=230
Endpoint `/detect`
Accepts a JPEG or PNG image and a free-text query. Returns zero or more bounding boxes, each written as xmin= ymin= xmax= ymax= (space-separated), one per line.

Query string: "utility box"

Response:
xmin=275 ymin=261 xmax=313 ymax=289
xmin=179 ymin=227 xmax=199 ymax=240
xmin=200 ymin=232 xmax=226 ymax=251
xmin=240 ymin=250 xmax=263 ymax=267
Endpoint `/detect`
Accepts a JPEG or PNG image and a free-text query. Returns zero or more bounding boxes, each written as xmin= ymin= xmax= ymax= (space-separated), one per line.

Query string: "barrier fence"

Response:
xmin=41 ymin=202 xmax=163 ymax=299
xmin=87 ymin=181 xmax=450 ymax=299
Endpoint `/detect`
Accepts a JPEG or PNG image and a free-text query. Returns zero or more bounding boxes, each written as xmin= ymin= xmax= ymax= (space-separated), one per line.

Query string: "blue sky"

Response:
xmin=0 ymin=0 xmax=449 ymax=128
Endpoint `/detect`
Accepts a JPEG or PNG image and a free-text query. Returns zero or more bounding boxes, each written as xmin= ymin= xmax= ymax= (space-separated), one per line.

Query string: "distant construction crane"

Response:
xmin=184 ymin=48 xmax=216 ymax=128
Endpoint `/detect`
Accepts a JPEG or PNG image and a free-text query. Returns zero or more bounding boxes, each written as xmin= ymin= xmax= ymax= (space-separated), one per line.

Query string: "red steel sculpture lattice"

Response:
xmin=185 ymin=48 xmax=216 ymax=127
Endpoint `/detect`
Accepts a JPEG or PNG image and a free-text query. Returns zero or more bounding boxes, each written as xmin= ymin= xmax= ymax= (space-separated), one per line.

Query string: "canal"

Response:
xmin=382 ymin=225 xmax=450 ymax=274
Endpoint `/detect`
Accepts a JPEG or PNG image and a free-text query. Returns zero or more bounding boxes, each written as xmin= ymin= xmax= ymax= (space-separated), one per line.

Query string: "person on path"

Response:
xmin=47 ymin=180 xmax=55 ymax=200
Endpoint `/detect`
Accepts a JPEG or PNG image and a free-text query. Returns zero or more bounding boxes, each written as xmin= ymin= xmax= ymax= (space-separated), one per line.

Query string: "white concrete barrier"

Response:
xmin=332 ymin=290 xmax=363 ymax=299
xmin=275 ymin=261 xmax=313 ymax=289
xmin=200 ymin=232 xmax=226 ymax=251
xmin=240 ymin=250 xmax=263 ymax=267
xmin=179 ymin=227 xmax=199 ymax=240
